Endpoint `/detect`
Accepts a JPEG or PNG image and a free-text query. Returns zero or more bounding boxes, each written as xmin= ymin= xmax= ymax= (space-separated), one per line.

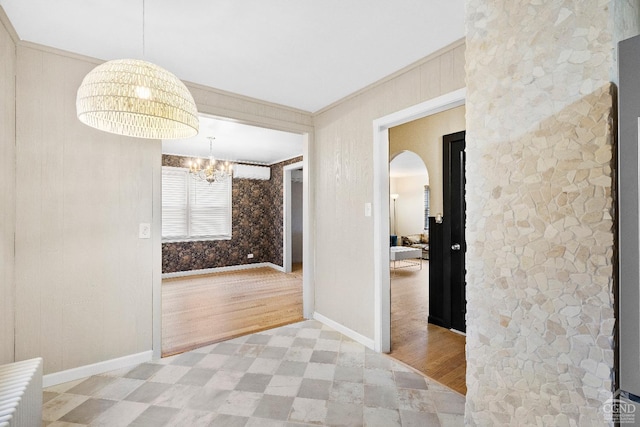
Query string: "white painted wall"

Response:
xmin=291 ymin=180 xmax=303 ymax=263
xmin=390 ymin=174 xmax=428 ymax=238
xmin=0 ymin=8 xmax=16 ymax=365
xmin=14 ymin=44 xmax=159 ymax=374
xmin=389 ymin=180 xmax=398 ymax=237
xmin=312 ymin=40 xmax=465 ymax=339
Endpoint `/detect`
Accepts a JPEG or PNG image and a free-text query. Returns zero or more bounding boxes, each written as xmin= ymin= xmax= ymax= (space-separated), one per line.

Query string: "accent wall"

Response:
xmin=162 ymin=155 xmax=303 ymax=273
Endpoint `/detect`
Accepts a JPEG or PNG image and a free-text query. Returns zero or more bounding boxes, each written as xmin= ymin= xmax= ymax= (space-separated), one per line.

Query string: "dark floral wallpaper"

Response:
xmin=162 ymin=155 xmax=303 ymax=273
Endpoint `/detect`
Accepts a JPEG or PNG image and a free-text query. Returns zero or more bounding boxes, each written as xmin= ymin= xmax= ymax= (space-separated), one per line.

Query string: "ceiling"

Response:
xmin=162 ymin=115 xmax=303 ymax=165
xmin=0 ymin=0 xmax=465 ymax=113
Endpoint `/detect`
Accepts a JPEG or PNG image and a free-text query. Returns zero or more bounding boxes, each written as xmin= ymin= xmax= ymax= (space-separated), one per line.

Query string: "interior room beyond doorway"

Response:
xmin=387 ymin=103 xmax=467 ymax=395
xmin=159 ymin=115 xmax=309 ymax=356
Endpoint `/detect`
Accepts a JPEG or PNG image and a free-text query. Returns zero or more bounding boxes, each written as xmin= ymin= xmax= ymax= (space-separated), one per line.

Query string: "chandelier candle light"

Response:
xmin=189 ymin=137 xmax=234 ymax=184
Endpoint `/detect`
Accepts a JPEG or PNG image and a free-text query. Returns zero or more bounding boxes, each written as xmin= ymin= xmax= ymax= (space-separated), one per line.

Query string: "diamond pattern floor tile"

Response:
xmin=42 ymin=320 xmax=464 ymax=426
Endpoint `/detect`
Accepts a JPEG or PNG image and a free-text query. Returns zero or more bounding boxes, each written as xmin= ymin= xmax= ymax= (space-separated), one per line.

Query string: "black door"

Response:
xmin=443 ymin=131 xmax=466 ymax=332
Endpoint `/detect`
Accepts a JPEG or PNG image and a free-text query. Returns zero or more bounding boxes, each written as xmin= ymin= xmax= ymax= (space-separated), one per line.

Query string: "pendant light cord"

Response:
xmin=142 ymin=0 xmax=145 ymax=57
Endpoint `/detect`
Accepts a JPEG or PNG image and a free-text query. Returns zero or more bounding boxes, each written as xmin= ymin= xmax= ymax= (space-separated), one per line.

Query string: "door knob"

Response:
xmin=451 ymin=243 xmax=461 ymax=251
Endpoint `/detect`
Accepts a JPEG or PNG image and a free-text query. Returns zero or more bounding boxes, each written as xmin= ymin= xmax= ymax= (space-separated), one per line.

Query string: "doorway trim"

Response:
xmin=372 ymin=88 xmax=466 ymax=352
xmin=284 ymin=156 xmax=313 ymax=319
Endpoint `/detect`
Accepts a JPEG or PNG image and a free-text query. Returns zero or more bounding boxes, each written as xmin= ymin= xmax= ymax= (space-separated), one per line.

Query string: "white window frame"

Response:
xmin=161 ymin=166 xmax=232 ymax=242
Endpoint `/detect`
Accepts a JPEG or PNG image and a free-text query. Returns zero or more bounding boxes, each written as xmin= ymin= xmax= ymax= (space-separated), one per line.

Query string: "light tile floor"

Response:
xmin=43 ymin=320 xmax=464 ymax=426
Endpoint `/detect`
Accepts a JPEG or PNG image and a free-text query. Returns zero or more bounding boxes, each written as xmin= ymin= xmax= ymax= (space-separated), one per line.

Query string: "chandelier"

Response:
xmin=189 ymin=137 xmax=234 ymax=184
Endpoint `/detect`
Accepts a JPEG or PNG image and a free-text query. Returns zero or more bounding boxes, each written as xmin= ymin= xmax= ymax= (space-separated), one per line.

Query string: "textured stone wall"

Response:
xmin=465 ymin=1 xmax=624 ymax=425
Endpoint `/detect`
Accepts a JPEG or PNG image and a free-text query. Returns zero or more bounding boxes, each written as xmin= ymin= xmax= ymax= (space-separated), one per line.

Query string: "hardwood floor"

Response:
xmin=162 ymin=260 xmax=466 ymax=394
xmin=161 ymin=264 xmax=303 ymax=356
xmin=389 ymin=261 xmax=467 ymax=395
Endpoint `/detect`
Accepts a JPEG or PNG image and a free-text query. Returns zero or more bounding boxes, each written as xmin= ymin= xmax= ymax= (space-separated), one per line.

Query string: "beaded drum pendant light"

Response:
xmin=76 ymin=2 xmax=199 ymax=139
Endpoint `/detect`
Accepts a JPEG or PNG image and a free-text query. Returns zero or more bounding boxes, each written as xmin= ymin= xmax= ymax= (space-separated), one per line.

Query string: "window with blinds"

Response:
xmin=162 ymin=167 xmax=232 ymax=241
xmin=424 ymin=185 xmax=430 ymax=230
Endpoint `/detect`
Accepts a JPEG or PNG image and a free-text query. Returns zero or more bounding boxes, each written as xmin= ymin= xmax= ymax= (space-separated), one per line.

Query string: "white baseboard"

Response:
xmin=43 ymin=350 xmax=153 ymax=387
xmin=266 ymin=262 xmax=285 ymax=273
xmin=162 ymin=262 xmax=284 ymax=279
xmin=313 ymin=312 xmax=375 ymax=350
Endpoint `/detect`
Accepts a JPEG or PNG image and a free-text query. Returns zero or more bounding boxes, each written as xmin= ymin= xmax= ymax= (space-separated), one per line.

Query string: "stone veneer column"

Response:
xmin=465 ymin=1 xmax=636 ymax=425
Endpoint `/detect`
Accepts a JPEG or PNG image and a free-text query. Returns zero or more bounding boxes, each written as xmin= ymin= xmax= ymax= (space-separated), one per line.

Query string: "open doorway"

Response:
xmin=372 ymin=88 xmax=467 ymax=394
xmin=284 ymin=162 xmax=303 ymax=274
xmin=388 ymin=127 xmax=466 ymax=395
xmin=156 ymin=115 xmax=313 ymax=356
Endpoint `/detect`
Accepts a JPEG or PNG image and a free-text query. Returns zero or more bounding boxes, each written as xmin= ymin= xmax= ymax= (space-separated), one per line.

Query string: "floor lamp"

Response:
xmin=391 ymin=194 xmax=399 ymax=244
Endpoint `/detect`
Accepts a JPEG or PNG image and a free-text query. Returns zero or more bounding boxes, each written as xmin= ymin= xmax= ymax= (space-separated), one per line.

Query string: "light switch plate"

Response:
xmin=364 ymin=203 xmax=372 ymax=217
xmin=139 ymin=223 xmax=151 ymax=239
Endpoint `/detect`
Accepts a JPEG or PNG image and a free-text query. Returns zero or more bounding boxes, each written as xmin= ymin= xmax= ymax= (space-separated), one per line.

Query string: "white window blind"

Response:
xmin=162 ymin=167 xmax=232 ymax=240
xmin=424 ymin=185 xmax=430 ymax=230
xmin=162 ymin=169 xmax=188 ymax=238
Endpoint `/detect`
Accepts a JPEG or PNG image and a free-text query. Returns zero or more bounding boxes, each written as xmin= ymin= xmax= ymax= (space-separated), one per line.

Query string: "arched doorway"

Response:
xmin=389 ymin=151 xmax=430 ymax=242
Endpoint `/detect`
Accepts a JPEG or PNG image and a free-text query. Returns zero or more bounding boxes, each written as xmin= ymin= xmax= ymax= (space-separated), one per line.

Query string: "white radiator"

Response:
xmin=0 ymin=358 xmax=43 ymax=427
